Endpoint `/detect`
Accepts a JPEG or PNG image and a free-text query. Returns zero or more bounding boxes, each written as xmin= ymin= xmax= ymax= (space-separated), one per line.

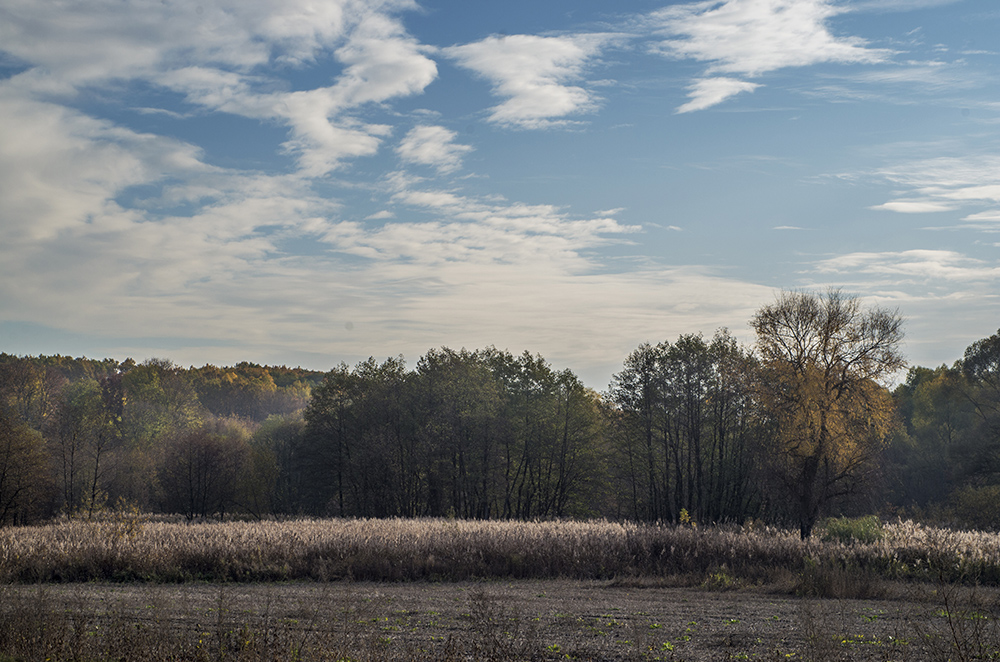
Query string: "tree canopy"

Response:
xmin=751 ymin=290 xmax=905 ymax=538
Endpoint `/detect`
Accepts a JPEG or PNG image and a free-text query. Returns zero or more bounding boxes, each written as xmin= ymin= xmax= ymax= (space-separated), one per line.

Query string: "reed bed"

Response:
xmin=2 ymin=516 xmax=999 ymax=585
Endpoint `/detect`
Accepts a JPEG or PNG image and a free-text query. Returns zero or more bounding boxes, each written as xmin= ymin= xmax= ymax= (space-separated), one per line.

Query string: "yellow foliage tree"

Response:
xmin=752 ymin=290 xmax=905 ymax=538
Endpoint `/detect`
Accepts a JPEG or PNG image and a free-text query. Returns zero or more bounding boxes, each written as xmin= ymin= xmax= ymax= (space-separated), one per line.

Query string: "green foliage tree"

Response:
xmin=121 ymin=359 xmax=203 ymax=449
xmin=0 ymin=356 xmax=65 ymax=431
xmin=0 ymin=406 xmax=51 ymax=525
xmin=253 ymin=414 xmax=306 ymax=514
xmin=609 ymin=330 xmax=761 ymax=523
xmin=298 ymin=348 xmax=607 ymax=520
xmin=50 ymin=379 xmax=100 ymax=513
xmin=414 ymin=348 xmax=502 ymax=518
xmin=608 ymin=341 xmax=665 ymax=521
xmin=961 ymin=330 xmax=1000 ymax=474
xmin=887 ymin=365 xmax=974 ymax=510
xmin=542 ymin=370 xmax=607 ymax=517
xmin=158 ymin=419 xmax=252 ymax=519
xmin=301 ymin=363 xmax=361 ymax=515
xmin=751 ymin=290 xmax=905 ymax=538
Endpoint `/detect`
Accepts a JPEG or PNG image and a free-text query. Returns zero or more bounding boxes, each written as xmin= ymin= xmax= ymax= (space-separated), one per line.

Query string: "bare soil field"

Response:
xmin=2 ymin=578 xmax=987 ymax=661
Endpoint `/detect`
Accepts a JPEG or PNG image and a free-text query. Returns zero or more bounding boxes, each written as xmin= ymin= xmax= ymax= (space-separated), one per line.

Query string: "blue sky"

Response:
xmin=1 ymin=0 xmax=998 ymax=389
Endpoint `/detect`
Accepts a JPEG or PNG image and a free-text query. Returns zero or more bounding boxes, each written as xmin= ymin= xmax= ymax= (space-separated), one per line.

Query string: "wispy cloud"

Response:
xmin=848 ymin=0 xmax=964 ymax=12
xmin=816 ymin=249 xmax=1000 ymax=282
xmin=870 ymin=154 xmax=1000 ymax=226
xmin=397 ymin=125 xmax=473 ymax=173
xmin=676 ymin=77 xmax=760 ymax=113
xmin=870 ymin=200 xmax=957 ymax=213
xmin=445 ymin=34 xmax=610 ymax=129
xmin=161 ymin=13 xmax=437 ymax=176
xmin=647 ymin=0 xmax=889 ymax=111
xmin=958 ymin=211 xmax=1000 ymax=231
xmin=806 ymin=247 xmax=1000 ymax=366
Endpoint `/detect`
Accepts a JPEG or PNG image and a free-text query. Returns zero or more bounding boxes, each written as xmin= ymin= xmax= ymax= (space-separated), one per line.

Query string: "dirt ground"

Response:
xmin=3 ymin=578 xmax=994 ymax=660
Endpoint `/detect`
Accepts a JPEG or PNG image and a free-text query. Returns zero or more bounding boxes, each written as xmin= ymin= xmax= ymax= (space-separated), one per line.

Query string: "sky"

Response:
xmin=1 ymin=0 xmax=998 ymax=390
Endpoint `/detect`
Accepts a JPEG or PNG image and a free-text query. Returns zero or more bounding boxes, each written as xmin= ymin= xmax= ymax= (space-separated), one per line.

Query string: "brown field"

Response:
xmin=2 ymin=578 xmax=998 ymax=661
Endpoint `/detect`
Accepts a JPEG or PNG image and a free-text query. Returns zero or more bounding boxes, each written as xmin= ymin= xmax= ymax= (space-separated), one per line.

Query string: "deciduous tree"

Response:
xmin=751 ymin=290 xmax=904 ymax=538
xmin=0 ymin=406 xmax=50 ymax=525
xmin=158 ymin=419 xmax=251 ymax=519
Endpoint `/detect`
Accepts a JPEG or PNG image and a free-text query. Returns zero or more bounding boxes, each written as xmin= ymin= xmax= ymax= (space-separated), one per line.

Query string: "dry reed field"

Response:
xmin=5 ymin=516 xmax=1000 ymax=660
xmin=2 ymin=515 xmax=1000 ymax=585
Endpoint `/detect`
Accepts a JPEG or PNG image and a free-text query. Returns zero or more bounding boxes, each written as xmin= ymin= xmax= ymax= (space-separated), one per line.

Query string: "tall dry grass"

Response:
xmin=3 ymin=514 xmax=1000 ymax=586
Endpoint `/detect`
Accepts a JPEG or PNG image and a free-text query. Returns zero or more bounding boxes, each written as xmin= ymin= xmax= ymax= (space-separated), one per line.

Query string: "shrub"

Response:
xmin=819 ymin=515 xmax=884 ymax=544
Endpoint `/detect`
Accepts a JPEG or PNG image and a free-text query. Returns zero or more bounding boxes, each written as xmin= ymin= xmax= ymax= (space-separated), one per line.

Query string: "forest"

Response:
xmin=1 ymin=291 xmax=999 ymax=533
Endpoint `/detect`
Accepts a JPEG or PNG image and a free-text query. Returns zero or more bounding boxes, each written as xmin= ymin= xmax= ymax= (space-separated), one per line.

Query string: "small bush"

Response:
xmin=819 ymin=515 xmax=884 ymax=544
xmin=701 ymin=569 xmax=739 ymax=591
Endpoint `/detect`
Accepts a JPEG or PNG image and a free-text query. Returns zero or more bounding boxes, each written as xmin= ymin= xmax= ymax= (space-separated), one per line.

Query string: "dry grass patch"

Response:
xmin=2 ymin=516 xmax=1000 ymax=588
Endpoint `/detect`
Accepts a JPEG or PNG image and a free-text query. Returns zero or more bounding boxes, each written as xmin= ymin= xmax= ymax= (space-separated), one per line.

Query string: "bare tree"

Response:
xmin=751 ymin=290 xmax=905 ymax=538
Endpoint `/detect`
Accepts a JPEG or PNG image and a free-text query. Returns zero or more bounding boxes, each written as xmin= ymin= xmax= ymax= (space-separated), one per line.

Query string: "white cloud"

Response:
xmin=649 ymin=0 xmax=889 ymax=111
xmin=158 ymin=14 xmax=436 ymax=176
xmin=0 ymin=0 xmax=368 ymax=87
xmin=870 ymin=200 xmax=957 ymax=213
xmin=445 ymin=34 xmax=609 ymax=129
xmin=397 ymin=125 xmax=473 ymax=173
xmin=676 ymin=77 xmax=760 ymax=113
xmin=959 ymin=211 xmax=1000 ymax=231
xmin=0 ymin=91 xmax=209 ymax=242
xmin=815 ymin=249 xmax=1000 ymax=282
xmin=2 ymin=0 xmax=436 ymax=178
xmin=279 ymin=90 xmax=394 ymax=176
xmin=869 ymin=155 xmax=1000 ymax=225
xmin=329 ymin=10 xmax=436 ymax=105
xmin=651 ymin=0 xmax=888 ymax=76
xmin=360 ymin=180 xmax=642 ymax=269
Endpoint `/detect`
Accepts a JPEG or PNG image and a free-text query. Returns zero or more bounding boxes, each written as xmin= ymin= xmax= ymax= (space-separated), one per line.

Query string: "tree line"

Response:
xmin=0 ymin=357 xmax=322 ymax=522
xmin=2 ymin=291 xmax=999 ymax=535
